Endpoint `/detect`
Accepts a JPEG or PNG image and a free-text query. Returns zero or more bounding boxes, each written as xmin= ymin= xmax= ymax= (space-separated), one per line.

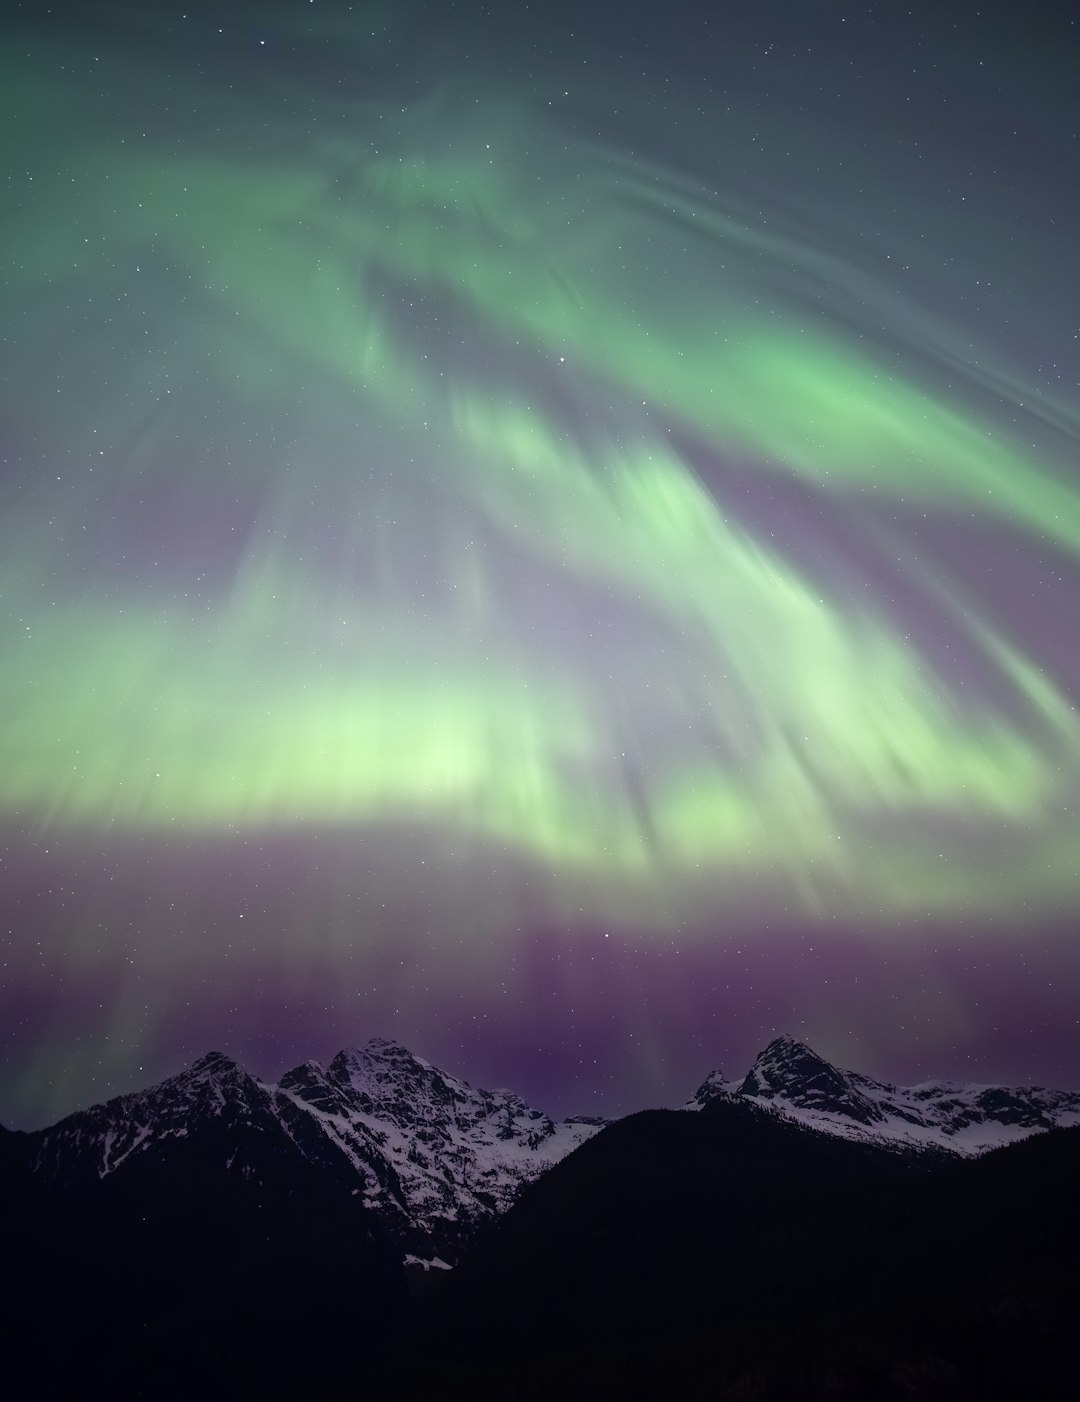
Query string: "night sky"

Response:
xmin=2 ymin=0 xmax=1079 ymax=1129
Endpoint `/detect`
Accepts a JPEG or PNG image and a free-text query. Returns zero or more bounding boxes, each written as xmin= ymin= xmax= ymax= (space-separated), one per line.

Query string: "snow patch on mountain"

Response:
xmin=28 ymin=1038 xmax=604 ymax=1261
xmin=687 ymin=1035 xmax=1080 ymax=1156
xmin=25 ymin=1032 xmax=1080 ymax=1266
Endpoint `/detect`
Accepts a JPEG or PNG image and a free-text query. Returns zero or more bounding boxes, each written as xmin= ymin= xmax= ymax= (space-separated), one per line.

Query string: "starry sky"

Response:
xmin=2 ymin=0 xmax=1079 ymax=1128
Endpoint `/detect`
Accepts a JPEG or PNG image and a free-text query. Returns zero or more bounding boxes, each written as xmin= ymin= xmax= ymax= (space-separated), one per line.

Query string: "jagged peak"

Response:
xmin=743 ymin=1037 xmax=845 ymax=1091
xmin=188 ymin=1050 xmax=241 ymax=1075
xmin=278 ymin=1057 xmax=330 ymax=1086
xmin=327 ymin=1040 xmax=455 ymax=1101
xmin=686 ymin=1067 xmax=735 ymax=1110
xmin=693 ymin=1037 xmax=834 ymax=1098
xmin=365 ymin=1036 xmax=431 ymax=1062
xmin=687 ymin=1041 xmax=830 ymax=1111
xmin=333 ymin=1037 xmax=428 ymax=1067
xmin=738 ymin=1036 xmax=890 ymax=1127
xmin=756 ymin=1034 xmax=826 ymax=1064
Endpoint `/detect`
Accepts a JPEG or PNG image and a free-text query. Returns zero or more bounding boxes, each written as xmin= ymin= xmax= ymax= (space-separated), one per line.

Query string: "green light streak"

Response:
xmin=2 ymin=49 xmax=1079 ymax=922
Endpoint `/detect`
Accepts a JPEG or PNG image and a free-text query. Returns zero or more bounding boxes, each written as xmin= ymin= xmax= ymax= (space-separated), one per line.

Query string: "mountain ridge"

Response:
xmin=18 ymin=1033 xmax=604 ymax=1263
xmin=6 ymin=1034 xmax=1080 ymax=1401
xmin=9 ymin=1032 xmax=1080 ymax=1266
xmin=686 ymin=1033 xmax=1080 ymax=1155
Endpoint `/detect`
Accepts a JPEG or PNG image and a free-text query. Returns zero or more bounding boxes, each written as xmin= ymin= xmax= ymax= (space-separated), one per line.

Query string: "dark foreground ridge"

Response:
xmin=4 ymin=1038 xmax=1078 ymax=1400
xmin=387 ymin=1101 xmax=1080 ymax=1401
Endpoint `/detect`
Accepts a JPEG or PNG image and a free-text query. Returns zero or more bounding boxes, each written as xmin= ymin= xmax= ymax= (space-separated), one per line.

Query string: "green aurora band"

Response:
xmin=3 ymin=47 xmax=1080 ymax=926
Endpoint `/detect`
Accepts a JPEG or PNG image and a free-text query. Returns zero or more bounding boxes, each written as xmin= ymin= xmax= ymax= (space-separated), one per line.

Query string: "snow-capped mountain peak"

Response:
xmin=21 ymin=1035 xmax=1080 ymax=1268
xmin=738 ymin=1036 xmax=888 ymax=1126
xmin=188 ymin=1048 xmax=237 ymax=1072
xmin=26 ymin=1041 xmax=604 ymax=1262
xmin=689 ymin=1038 xmax=1080 ymax=1155
xmin=685 ymin=1067 xmax=735 ymax=1110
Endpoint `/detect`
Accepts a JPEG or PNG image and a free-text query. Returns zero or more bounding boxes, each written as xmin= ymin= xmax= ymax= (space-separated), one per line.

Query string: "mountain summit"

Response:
xmin=14 ymin=1033 xmax=1080 ymax=1269
xmin=689 ymin=1035 xmax=1080 ymax=1154
xmin=8 ymin=1033 xmax=1079 ymax=1402
xmin=25 ymin=1036 xmax=602 ymax=1262
xmin=739 ymin=1035 xmax=891 ymax=1125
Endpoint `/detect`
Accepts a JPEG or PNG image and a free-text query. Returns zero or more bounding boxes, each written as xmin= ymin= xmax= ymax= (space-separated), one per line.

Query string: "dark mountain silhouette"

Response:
xmin=4 ymin=1038 xmax=1078 ymax=1400
xmin=4 ymin=1106 xmax=405 ymax=1400
xmin=379 ymin=1100 xmax=1080 ymax=1401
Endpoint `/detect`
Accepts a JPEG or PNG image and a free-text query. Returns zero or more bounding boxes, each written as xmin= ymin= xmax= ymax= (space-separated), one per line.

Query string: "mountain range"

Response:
xmin=12 ymin=1033 xmax=1080 ymax=1260
xmin=5 ymin=1035 xmax=1079 ymax=1400
xmin=19 ymin=1036 xmax=602 ymax=1264
xmin=687 ymin=1033 xmax=1080 ymax=1155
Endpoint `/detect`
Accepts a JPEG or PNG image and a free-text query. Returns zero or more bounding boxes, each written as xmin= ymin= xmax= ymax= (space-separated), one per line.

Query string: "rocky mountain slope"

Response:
xmin=12 ymin=1030 xmax=1080 ymax=1275
xmin=7 ymin=1034 xmax=1080 ymax=1400
xmin=687 ymin=1033 xmax=1080 ymax=1155
xmin=23 ymin=1037 xmax=603 ymax=1262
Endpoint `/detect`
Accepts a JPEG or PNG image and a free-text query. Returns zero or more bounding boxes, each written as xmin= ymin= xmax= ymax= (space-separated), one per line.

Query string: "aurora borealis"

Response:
xmin=2 ymin=0 xmax=1079 ymax=1126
